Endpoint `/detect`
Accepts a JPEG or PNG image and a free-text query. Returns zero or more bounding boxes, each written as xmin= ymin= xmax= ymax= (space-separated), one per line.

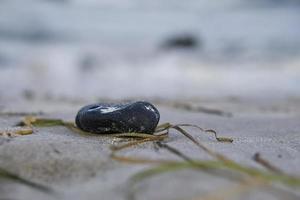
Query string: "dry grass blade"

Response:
xmin=18 ymin=116 xmax=66 ymax=127
xmin=130 ymin=163 xmax=193 ymax=182
xmin=126 ymin=159 xmax=300 ymax=200
xmin=13 ymin=128 xmax=33 ymax=135
xmin=170 ymin=125 xmax=230 ymax=163
xmin=121 ymin=129 xmax=300 ymax=191
xmin=156 ymin=142 xmax=193 ymax=162
xmin=167 ymin=125 xmax=300 ymax=186
xmin=126 ymin=162 xmax=196 ymax=200
xmin=106 ymin=132 xmax=167 ymax=139
xmin=192 ymin=178 xmax=266 ymax=200
xmin=110 ymin=134 xmax=167 ymax=152
xmin=0 ymin=127 xmax=33 ymax=137
xmin=167 ymin=102 xmax=232 ymax=117
xmin=0 ymin=168 xmax=52 ymax=193
xmin=111 ymin=154 xmax=174 ymax=164
xmin=175 ymin=124 xmax=233 ymax=143
xmin=154 ymin=123 xmax=172 ymax=132
xmin=129 ymin=160 xmax=300 ymax=187
xmin=153 ymin=142 xmax=264 ymax=200
xmin=253 ymin=153 xmax=283 ymax=174
xmin=0 ymin=111 xmax=44 ymax=116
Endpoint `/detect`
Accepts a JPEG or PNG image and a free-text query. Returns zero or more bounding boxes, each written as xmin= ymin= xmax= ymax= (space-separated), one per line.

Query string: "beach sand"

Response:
xmin=1 ymin=99 xmax=300 ymax=200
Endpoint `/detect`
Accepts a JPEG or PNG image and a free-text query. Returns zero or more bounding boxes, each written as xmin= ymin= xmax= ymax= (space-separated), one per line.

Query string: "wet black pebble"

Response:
xmin=75 ymin=101 xmax=160 ymax=134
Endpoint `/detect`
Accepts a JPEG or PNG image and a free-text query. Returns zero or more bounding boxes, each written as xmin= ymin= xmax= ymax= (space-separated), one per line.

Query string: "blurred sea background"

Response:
xmin=0 ymin=0 xmax=300 ymax=102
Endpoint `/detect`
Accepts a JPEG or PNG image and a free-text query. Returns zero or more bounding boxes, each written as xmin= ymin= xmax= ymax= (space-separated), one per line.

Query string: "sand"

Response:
xmin=0 ymin=99 xmax=300 ymax=200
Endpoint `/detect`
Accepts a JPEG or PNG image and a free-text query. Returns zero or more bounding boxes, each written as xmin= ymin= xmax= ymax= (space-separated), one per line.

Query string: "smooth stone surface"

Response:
xmin=75 ymin=101 xmax=160 ymax=134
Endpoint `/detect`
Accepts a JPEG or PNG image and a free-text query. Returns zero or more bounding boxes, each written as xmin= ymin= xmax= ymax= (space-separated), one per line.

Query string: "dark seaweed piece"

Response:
xmin=75 ymin=101 xmax=160 ymax=134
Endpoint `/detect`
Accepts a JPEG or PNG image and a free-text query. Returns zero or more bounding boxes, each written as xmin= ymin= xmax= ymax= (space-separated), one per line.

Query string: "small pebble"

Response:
xmin=75 ymin=101 xmax=160 ymax=134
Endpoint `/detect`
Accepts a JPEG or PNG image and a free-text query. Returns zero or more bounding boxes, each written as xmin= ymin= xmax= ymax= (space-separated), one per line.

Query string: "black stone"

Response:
xmin=75 ymin=101 xmax=160 ymax=134
xmin=162 ymin=34 xmax=199 ymax=49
